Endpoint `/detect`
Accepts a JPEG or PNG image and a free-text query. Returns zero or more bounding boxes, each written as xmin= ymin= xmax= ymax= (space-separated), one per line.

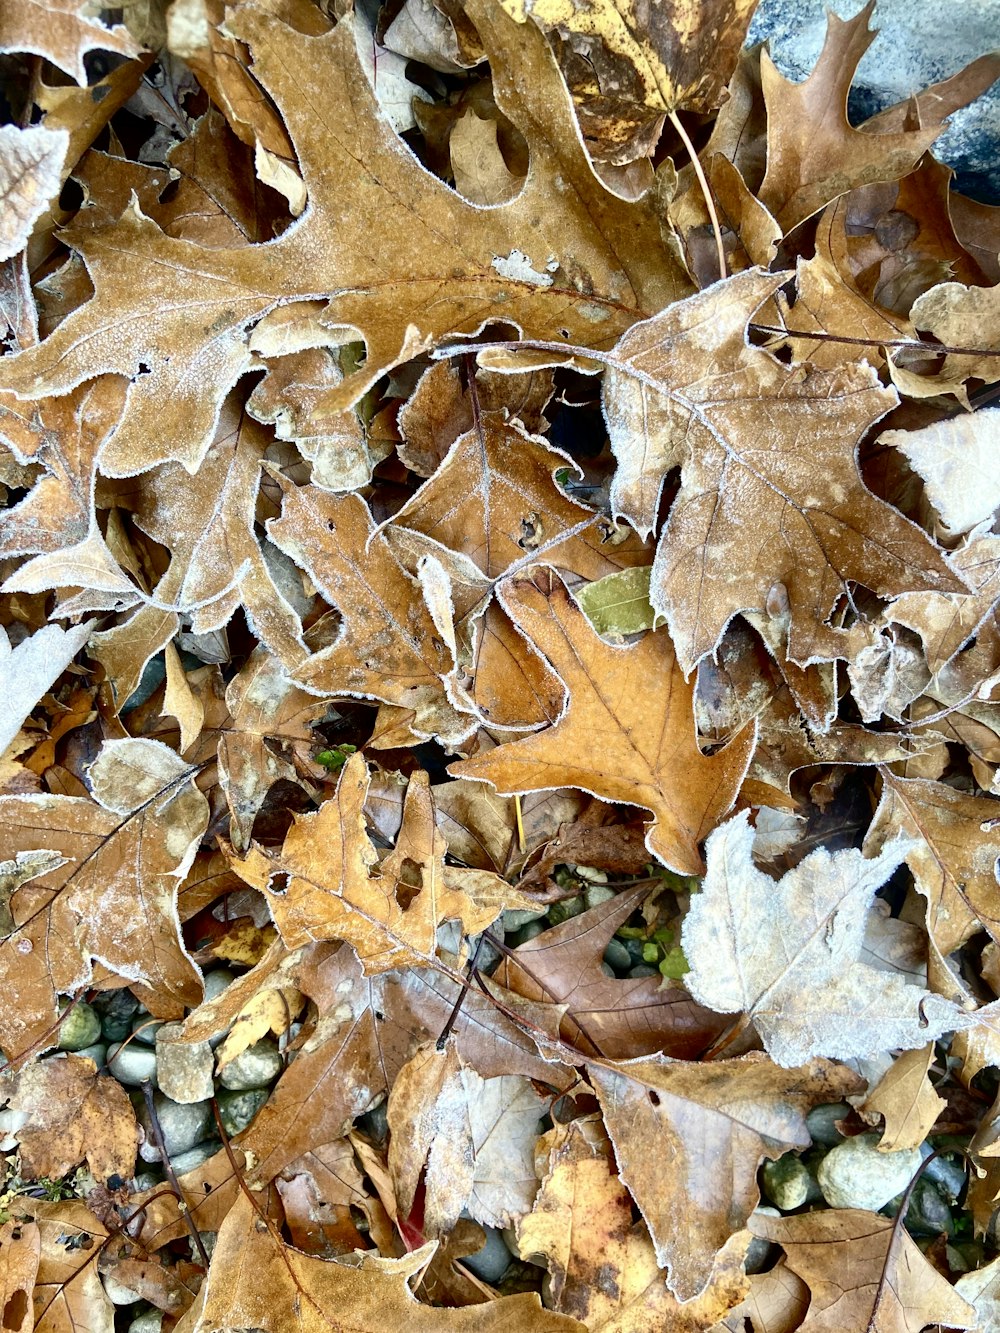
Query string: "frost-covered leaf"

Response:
xmin=681 ymin=810 xmax=966 ymax=1066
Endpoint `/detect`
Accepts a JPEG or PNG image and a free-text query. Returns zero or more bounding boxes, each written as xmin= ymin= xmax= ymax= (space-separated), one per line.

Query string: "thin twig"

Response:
xmin=436 ymin=931 xmax=488 ymax=1049
xmin=668 ymin=108 xmax=726 ymax=284
xmin=751 ymin=322 xmax=1000 ymax=358
xmin=139 ymin=1080 xmax=211 ymax=1268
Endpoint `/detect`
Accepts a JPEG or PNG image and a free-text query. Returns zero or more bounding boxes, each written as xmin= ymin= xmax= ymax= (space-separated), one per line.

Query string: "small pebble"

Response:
xmin=583 ymin=884 xmax=616 ymax=910
xmin=171 ymin=1140 xmax=222 ymax=1175
xmin=101 ymin=1271 xmax=145 ymax=1305
xmin=156 ymin=1024 xmax=215 ymax=1104
xmin=219 ymin=1039 xmax=283 ymax=1091
xmin=547 ymin=897 xmax=584 ymax=925
xmin=138 ymin=1094 xmax=213 ymax=1163
xmin=762 ymin=1155 xmax=814 ymax=1211
xmin=74 ymin=1042 xmax=107 ymax=1067
xmin=600 ymin=962 xmax=616 ymax=977
xmin=94 ymin=989 xmax=140 ymax=1043
xmin=628 ymin=964 xmax=658 ymax=978
xmin=58 ymin=1001 xmax=102 ymax=1052
xmin=468 ymin=932 xmax=503 ymax=973
xmin=130 ymin=1015 xmax=164 ymax=1046
xmin=817 ymin=1133 xmax=922 ymax=1211
xmin=923 ymin=1152 xmax=967 ymax=1203
xmin=603 ymin=939 xmax=632 ymax=973
xmin=902 ymin=1179 xmax=953 ymax=1237
xmin=106 ymin=1042 xmax=158 ymax=1088
xmin=806 ymin=1102 xmax=851 ymax=1147
xmin=745 ymin=1206 xmax=780 ymax=1275
xmin=357 ymin=1097 xmax=389 ymax=1145
xmin=128 ymin=1311 xmax=162 ymax=1333
xmin=623 ymin=937 xmax=647 ymax=965
xmin=462 ymin=1226 xmax=513 ymax=1284
xmin=574 ymin=866 xmax=608 ymax=885
xmin=501 ymin=908 xmax=548 ymax=931
xmin=131 ymin=1172 xmax=160 ymax=1192
xmin=202 ymin=968 xmax=236 ymax=1002
xmin=216 ymin=1087 xmax=269 ymax=1137
xmin=508 ymin=921 xmax=545 ymax=947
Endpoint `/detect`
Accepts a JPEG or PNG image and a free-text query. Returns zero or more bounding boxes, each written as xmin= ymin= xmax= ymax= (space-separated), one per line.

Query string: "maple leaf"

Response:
xmin=600 ymin=266 xmax=965 ymax=671
xmin=681 ymin=810 xmax=966 ymax=1066
xmin=750 ymin=1208 xmax=976 ymax=1332
xmin=0 ymin=0 xmax=685 ymax=477
xmin=588 ymin=1051 xmax=861 ymax=1299
xmin=0 ymin=0 xmax=141 ymax=85
xmin=0 ymin=738 xmax=207 ymax=1060
xmin=450 ymin=568 xmax=754 ymax=873
xmin=494 ymin=882 xmax=727 ymax=1059
xmin=191 ymin=1193 xmax=584 ymax=1333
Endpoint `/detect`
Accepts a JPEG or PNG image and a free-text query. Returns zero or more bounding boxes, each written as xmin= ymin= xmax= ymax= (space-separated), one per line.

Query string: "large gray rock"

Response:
xmin=106 ymin=1042 xmax=158 ymax=1088
xmin=817 ymin=1132 xmax=923 ymax=1210
xmin=156 ymin=1024 xmax=215 ymax=1104
xmin=748 ymin=0 xmax=1000 ymax=201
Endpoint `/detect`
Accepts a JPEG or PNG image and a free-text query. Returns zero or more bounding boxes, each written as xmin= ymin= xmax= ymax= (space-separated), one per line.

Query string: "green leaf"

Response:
xmin=576 ymin=566 xmax=659 ymax=637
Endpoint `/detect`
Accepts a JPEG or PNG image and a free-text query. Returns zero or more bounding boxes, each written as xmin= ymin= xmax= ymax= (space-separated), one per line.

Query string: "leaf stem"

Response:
xmin=668 ymin=109 xmax=726 ymax=284
xmin=139 ymin=1079 xmax=211 ymax=1268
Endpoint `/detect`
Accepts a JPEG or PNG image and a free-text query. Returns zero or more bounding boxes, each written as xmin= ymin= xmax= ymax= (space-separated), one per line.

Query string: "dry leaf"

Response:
xmin=750 ymin=1207 xmax=976 ymax=1332
xmin=601 ymin=267 xmax=963 ymax=672
xmin=860 ymin=1044 xmax=945 ymax=1152
xmin=450 ymin=569 xmax=754 ymax=873
xmin=191 ymin=1192 xmax=584 ymax=1332
xmin=589 ymin=1051 xmax=861 ymax=1299
xmin=682 ymin=810 xmax=964 ymax=1066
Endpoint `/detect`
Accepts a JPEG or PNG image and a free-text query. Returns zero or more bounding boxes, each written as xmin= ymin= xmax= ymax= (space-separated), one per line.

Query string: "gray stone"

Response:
xmin=131 ymin=1015 xmax=164 ymax=1046
xmin=745 ymin=1206 xmax=780 ymax=1275
xmin=628 ymin=964 xmax=659 ymax=978
xmin=468 ymin=932 xmax=503 ymax=974
xmin=138 ymin=1093 xmax=213 ymax=1163
xmin=170 ymin=1140 xmax=222 ymax=1175
xmin=507 ymin=920 xmax=545 ymax=947
xmin=624 ymin=937 xmax=648 ymax=965
xmin=817 ymin=1132 xmax=923 ymax=1210
xmin=128 ymin=1311 xmax=163 ymax=1333
xmin=74 ymin=1042 xmax=107 ymax=1067
xmin=600 ymin=961 xmax=616 ymax=977
xmin=603 ymin=938 xmax=632 ymax=973
xmin=131 ymin=1172 xmax=160 ymax=1192
xmin=102 ymin=1271 xmax=145 ymax=1305
xmin=95 ymin=990 xmax=140 ymax=1043
xmin=462 ymin=1226 xmax=513 ymax=1284
xmin=547 ymin=896 xmax=584 ymax=925
xmin=574 ymin=865 xmax=608 ymax=885
xmin=762 ymin=1155 xmax=815 ymax=1211
xmin=904 ymin=1179 xmax=953 ymax=1237
xmin=202 ymin=968 xmax=236 ymax=1002
xmin=583 ymin=884 xmax=616 ymax=910
xmin=58 ymin=1001 xmax=102 ymax=1051
xmin=216 ymin=1087 xmax=269 ymax=1137
xmin=106 ymin=1042 xmax=158 ymax=1088
xmin=923 ymin=1152 xmax=967 ymax=1202
xmin=501 ymin=908 xmax=548 ymax=931
xmin=806 ymin=1102 xmax=851 ymax=1147
xmin=156 ymin=1024 xmax=215 ymax=1104
xmin=218 ymin=1039 xmax=283 ymax=1091
xmin=748 ymin=0 xmax=1000 ymax=202
xmin=357 ymin=1097 xmax=389 ymax=1145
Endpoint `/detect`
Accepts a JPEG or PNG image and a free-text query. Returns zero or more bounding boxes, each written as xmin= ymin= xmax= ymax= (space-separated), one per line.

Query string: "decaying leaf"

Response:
xmin=0 ymin=0 xmax=142 ymax=84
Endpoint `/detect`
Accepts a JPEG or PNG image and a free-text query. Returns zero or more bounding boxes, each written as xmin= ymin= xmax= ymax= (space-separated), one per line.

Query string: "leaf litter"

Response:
xmin=0 ymin=0 xmax=998 ymax=1329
